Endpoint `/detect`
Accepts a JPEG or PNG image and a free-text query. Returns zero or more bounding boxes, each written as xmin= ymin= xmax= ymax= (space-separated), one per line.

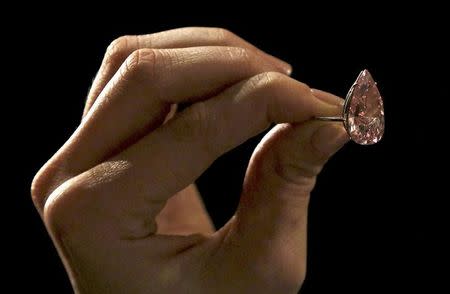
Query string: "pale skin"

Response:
xmin=31 ymin=27 xmax=349 ymax=293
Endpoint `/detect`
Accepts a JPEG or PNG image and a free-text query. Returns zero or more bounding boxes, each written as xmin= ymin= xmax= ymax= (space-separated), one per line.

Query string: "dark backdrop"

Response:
xmin=9 ymin=5 xmax=445 ymax=293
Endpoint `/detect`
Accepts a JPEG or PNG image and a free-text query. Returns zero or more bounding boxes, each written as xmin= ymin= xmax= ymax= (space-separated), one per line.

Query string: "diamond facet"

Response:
xmin=344 ymin=69 xmax=384 ymax=145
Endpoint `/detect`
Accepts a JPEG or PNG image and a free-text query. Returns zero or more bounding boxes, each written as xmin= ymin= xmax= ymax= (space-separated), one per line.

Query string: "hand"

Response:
xmin=32 ymin=27 xmax=348 ymax=293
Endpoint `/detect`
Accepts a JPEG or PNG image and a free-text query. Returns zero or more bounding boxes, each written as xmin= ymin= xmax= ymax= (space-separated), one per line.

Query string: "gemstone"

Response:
xmin=345 ymin=69 xmax=384 ymax=145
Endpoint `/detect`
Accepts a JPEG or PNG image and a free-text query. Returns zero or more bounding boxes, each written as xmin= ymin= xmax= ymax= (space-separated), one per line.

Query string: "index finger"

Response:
xmin=47 ymin=73 xmax=341 ymax=240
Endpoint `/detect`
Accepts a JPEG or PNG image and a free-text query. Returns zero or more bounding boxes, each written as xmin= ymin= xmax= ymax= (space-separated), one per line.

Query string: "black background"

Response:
xmin=8 ymin=4 xmax=445 ymax=293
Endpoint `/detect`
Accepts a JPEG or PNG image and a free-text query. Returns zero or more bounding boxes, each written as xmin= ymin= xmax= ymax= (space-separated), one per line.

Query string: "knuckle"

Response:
xmin=214 ymin=27 xmax=238 ymax=43
xmin=43 ymin=161 xmax=133 ymax=238
xmin=231 ymin=72 xmax=289 ymax=125
xmin=296 ymin=80 xmax=311 ymax=96
xmin=31 ymin=161 xmax=63 ymax=212
xmin=308 ymin=138 xmax=331 ymax=163
xmin=179 ymin=102 xmax=210 ymax=137
xmin=182 ymin=27 xmax=242 ymax=46
xmin=107 ymin=36 xmax=129 ymax=52
xmin=190 ymin=102 xmax=221 ymax=156
xmin=222 ymin=46 xmax=251 ymax=63
xmin=121 ymin=48 xmax=159 ymax=81
xmin=42 ymin=178 xmax=83 ymax=234
xmin=104 ymin=35 xmax=136 ymax=66
xmin=270 ymin=137 xmax=324 ymax=189
xmin=190 ymin=102 xmax=213 ymax=136
xmin=250 ymin=71 xmax=286 ymax=91
xmin=272 ymin=161 xmax=318 ymax=196
xmin=31 ymin=171 xmax=48 ymax=210
xmin=244 ymin=72 xmax=311 ymax=123
xmin=274 ymin=159 xmax=319 ymax=186
xmin=248 ymin=71 xmax=311 ymax=98
xmin=170 ymin=102 xmax=218 ymax=157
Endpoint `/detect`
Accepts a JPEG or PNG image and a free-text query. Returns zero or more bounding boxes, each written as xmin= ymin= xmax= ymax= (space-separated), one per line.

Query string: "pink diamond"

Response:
xmin=344 ymin=69 xmax=385 ymax=145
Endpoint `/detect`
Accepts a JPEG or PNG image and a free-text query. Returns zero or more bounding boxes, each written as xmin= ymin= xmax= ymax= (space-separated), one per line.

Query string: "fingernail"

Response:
xmin=266 ymin=55 xmax=292 ymax=75
xmin=257 ymin=49 xmax=292 ymax=75
xmin=273 ymin=60 xmax=292 ymax=75
xmin=283 ymin=63 xmax=293 ymax=75
xmin=311 ymin=89 xmax=344 ymax=107
xmin=311 ymin=124 xmax=349 ymax=156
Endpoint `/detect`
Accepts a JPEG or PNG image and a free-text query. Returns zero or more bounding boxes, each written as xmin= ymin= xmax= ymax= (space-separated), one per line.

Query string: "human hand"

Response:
xmin=32 ymin=27 xmax=348 ymax=293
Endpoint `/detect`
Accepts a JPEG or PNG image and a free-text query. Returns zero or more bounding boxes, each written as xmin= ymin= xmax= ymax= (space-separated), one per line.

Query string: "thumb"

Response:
xmin=227 ymin=99 xmax=349 ymax=286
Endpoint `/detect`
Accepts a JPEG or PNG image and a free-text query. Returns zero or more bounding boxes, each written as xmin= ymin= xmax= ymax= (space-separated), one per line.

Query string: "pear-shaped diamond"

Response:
xmin=345 ymin=69 xmax=384 ymax=145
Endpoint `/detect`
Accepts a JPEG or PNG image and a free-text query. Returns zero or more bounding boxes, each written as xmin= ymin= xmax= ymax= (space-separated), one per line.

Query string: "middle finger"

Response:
xmin=84 ymin=27 xmax=291 ymax=116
